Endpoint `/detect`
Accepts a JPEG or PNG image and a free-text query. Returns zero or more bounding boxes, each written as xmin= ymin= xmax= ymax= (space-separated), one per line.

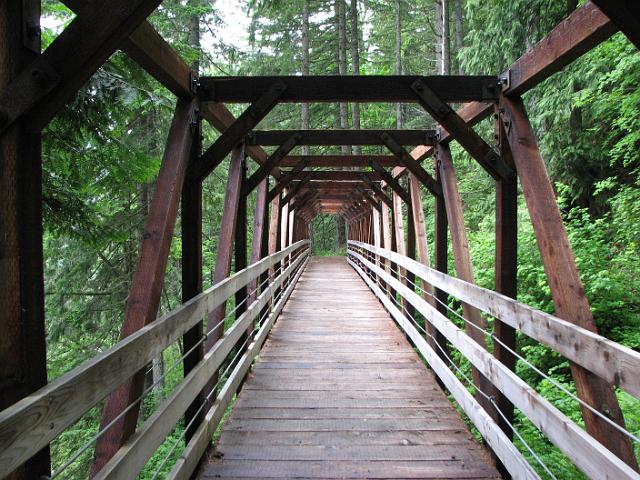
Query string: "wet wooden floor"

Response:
xmin=199 ymin=256 xmax=499 ymax=479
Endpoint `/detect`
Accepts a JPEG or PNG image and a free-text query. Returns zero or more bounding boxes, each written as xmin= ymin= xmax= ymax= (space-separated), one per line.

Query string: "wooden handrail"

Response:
xmin=0 ymin=240 xmax=309 ymax=478
xmin=349 ymin=240 xmax=640 ymax=400
xmin=94 ymin=248 xmax=310 ymax=479
xmin=348 ymin=244 xmax=639 ymax=480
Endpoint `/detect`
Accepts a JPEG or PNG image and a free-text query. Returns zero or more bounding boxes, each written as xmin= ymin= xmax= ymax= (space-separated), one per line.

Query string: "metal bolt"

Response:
xmin=31 ymin=68 xmax=50 ymax=89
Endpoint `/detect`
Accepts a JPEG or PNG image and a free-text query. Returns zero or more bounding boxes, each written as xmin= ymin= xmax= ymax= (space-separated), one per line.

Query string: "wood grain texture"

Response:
xmin=199 ymin=257 xmax=498 ymax=479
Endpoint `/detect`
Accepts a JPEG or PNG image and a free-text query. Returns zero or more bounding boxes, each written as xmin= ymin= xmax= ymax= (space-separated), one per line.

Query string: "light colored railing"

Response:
xmin=348 ymin=240 xmax=640 ymax=480
xmin=0 ymin=240 xmax=310 ymax=479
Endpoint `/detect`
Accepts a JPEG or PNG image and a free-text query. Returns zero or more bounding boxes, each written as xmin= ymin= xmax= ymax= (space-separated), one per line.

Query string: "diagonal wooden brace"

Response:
xmin=243 ymin=134 xmax=301 ymax=195
xmin=191 ymin=81 xmax=286 ymax=182
xmin=369 ymin=160 xmax=411 ymax=205
xmin=411 ymin=79 xmax=514 ymax=181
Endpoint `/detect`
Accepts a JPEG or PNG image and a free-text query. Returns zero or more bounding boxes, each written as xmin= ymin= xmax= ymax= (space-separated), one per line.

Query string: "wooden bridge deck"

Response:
xmin=199 ymin=257 xmax=499 ymax=479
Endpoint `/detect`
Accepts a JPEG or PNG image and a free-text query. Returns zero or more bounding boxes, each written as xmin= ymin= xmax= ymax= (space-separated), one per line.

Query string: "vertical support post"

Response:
xmin=248 ymin=177 xmax=269 ymax=336
xmin=0 ymin=2 xmax=50 ymax=478
xmin=201 ymin=144 xmax=245 ymax=413
xmin=435 ymin=143 xmax=498 ymax=417
xmin=433 ymin=159 xmax=450 ymax=362
xmin=234 ymin=156 xmax=248 ymax=320
xmin=93 ymin=98 xmax=197 ymax=473
xmin=381 ymin=197 xmax=393 ymax=297
xmin=181 ymin=115 xmax=203 ymax=444
xmin=493 ymin=118 xmax=517 ymax=441
xmin=501 ymin=95 xmax=638 ymax=469
xmin=267 ymin=190 xmax=282 ymax=283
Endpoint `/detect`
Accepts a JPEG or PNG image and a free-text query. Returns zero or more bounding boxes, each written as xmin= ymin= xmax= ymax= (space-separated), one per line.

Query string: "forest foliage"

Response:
xmin=38 ymin=0 xmax=639 ymax=478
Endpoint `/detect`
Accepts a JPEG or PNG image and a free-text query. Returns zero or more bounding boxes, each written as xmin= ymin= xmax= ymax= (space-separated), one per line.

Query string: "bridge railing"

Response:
xmin=348 ymin=240 xmax=640 ymax=480
xmin=0 ymin=240 xmax=310 ymax=479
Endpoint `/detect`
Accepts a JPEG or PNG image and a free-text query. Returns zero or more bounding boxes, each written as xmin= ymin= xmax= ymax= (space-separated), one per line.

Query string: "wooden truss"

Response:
xmin=1 ymin=1 xmax=639 ymax=479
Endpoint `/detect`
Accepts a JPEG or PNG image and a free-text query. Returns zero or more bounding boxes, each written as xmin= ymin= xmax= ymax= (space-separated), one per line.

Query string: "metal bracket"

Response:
xmin=189 ymin=71 xmax=199 ymax=95
xmin=481 ymin=77 xmax=502 ymax=101
xmin=500 ymin=70 xmax=511 ymax=92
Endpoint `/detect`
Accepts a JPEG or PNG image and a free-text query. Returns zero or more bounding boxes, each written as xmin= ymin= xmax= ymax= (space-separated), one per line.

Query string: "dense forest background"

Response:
xmin=40 ymin=0 xmax=639 ymax=478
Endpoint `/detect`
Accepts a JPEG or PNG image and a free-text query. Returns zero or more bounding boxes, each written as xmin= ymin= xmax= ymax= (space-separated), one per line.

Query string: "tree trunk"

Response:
xmin=454 ymin=0 xmax=464 ymax=74
xmin=350 ymin=0 xmax=361 ymax=155
xmin=335 ymin=0 xmax=348 ymax=248
xmin=187 ymin=0 xmax=200 ymax=73
xmin=435 ymin=0 xmax=442 ymax=75
xmin=301 ymin=0 xmax=310 ymax=155
xmin=395 ymin=0 xmax=402 ymax=128
xmin=441 ymin=0 xmax=450 ymax=74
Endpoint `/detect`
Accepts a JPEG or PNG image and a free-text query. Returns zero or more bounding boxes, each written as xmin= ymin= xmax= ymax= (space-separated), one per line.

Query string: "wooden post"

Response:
xmin=381 ymin=197 xmax=393 ymax=296
xmin=247 ymin=177 xmax=269 ymax=336
xmin=181 ymin=117 xmax=203 ymax=444
xmin=493 ymin=118 xmax=517 ymax=441
xmin=93 ymin=98 xmax=197 ymax=473
xmin=433 ymin=159 xmax=450 ymax=362
xmin=436 ymin=143 xmax=498 ymax=417
xmin=501 ymin=95 xmax=638 ymax=469
xmin=0 ymin=2 xmax=50 ymax=478
xmin=234 ymin=156 xmax=248 ymax=320
xmin=267 ymin=190 xmax=282 ymax=282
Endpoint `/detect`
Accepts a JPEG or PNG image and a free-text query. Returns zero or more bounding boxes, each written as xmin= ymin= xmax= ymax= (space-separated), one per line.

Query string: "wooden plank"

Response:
xmin=0 ymin=2 xmax=50 ymax=478
xmin=0 ymin=0 xmax=165 ymax=133
xmin=349 ymin=249 xmax=639 ymax=480
xmin=280 ymin=154 xmax=398 ymax=168
xmin=92 ymin=98 xmax=197 ymax=474
xmin=247 ymin=129 xmax=437 ymax=146
xmin=200 ymin=257 xmax=499 ymax=480
xmin=349 ymin=258 xmax=538 ymax=480
xmin=191 ymin=82 xmax=286 ymax=182
xmin=199 ymin=75 xmax=501 ymax=103
xmin=501 ymin=95 xmax=638 ymax=468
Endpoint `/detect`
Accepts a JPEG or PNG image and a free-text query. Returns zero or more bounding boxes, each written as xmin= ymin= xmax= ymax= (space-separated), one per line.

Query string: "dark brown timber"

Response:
xmin=192 ymin=81 xmax=286 ymax=182
xmin=92 ymin=98 xmax=197 ymax=474
xmin=199 ymin=75 xmax=500 ymax=103
xmin=591 ymin=0 xmax=640 ymax=49
xmin=435 ymin=143 xmax=498 ymax=418
xmin=501 ymin=95 xmax=638 ymax=470
xmin=243 ymin=134 xmax=301 ymax=195
xmin=280 ymin=155 xmax=398 ymax=168
xmin=247 ymin=130 xmax=436 ymax=147
xmin=0 ymin=2 xmax=50 ymax=478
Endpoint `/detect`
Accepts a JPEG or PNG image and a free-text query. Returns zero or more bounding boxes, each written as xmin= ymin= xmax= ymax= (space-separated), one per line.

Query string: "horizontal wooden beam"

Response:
xmin=279 ymin=155 xmax=398 ymax=168
xmin=591 ymin=0 xmax=640 ymax=49
xmin=200 ymin=75 xmax=501 ymax=103
xmin=246 ymin=130 xmax=436 ymax=146
xmin=286 ymin=171 xmax=383 ymax=182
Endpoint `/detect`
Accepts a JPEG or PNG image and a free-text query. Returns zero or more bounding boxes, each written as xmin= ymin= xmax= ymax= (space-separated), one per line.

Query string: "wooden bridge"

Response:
xmin=1 ymin=1 xmax=639 ymax=479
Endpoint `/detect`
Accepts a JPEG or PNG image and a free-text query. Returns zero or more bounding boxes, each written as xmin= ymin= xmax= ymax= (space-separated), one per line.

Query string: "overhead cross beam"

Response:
xmin=280 ymin=154 xmax=398 ymax=168
xmin=246 ymin=129 xmax=437 ymax=146
xmin=191 ymin=81 xmax=287 ymax=182
xmin=199 ymin=75 xmax=501 ymax=103
xmin=369 ymin=161 xmax=411 ymax=205
xmin=361 ymin=174 xmax=393 ymax=209
xmin=268 ymin=157 xmax=312 ymax=202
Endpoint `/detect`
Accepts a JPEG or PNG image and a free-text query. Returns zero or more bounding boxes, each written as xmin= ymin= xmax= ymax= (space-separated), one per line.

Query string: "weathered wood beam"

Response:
xmin=435 ymin=142 xmax=499 ymax=419
xmin=381 ymin=133 xmax=442 ymax=196
xmin=246 ymin=129 xmax=437 ymax=146
xmin=0 ymin=2 xmax=50 ymax=477
xmin=361 ymin=173 xmax=393 ymax=209
xmin=355 ymin=187 xmax=381 ymax=213
xmin=200 ymin=75 xmax=500 ymax=103
xmin=191 ymin=81 xmax=286 ymax=182
xmin=284 ymin=170 xmax=382 ymax=182
xmin=412 ymin=80 xmax=513 ymax=181
xmin=180 ymin=117 xmax=203 ymax=445
xmin=92 ymin=98 xmax=197 ymax=474
xmin=280 ymin=154 xmax=398 ymax=168
xmin=0 ymin=0 xmax=165 ymax=133
xmin=199 ymin=103 xmax=281 ymax=179
xmin=243 ymin=134 xmax=300 ymax=195
xmin=280 ymin=175 xmax=310 ymax=205
xmin=500 ymin=95 xmax=638 ymax=470
xmin=368 ymin=162 xmax=411 ymax=205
